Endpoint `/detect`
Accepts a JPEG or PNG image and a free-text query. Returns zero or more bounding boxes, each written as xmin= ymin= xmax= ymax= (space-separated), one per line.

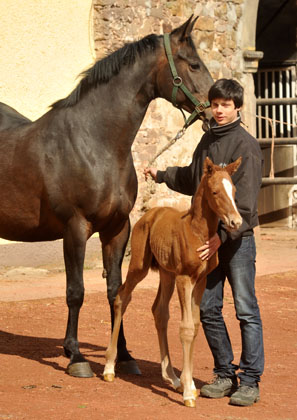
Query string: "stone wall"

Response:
xmin=92 ymin=0 xmax=256 ymax=226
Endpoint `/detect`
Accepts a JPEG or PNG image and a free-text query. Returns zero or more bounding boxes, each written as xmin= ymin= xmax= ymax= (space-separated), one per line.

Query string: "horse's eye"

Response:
xmin=190 ymin=63 xmax=200 ymax=71
xmin=213 ymin=191 xmax=218 ymax=195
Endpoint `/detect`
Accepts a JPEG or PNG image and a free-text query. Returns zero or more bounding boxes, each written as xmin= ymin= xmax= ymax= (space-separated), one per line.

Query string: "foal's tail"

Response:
xmin=129 ymin=214 xmax=152 ymax=273
xmin=129 ymin=208 xmax=160 ymax=273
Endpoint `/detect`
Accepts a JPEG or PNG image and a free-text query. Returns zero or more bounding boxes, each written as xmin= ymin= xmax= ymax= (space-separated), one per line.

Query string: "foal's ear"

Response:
xmin=171 ymin=15 xmax=198 ymax=41
xmin=226 ymin=157 xmax=242 ymax=176
xmin=203 ymin=156 xmax=215 ymax=177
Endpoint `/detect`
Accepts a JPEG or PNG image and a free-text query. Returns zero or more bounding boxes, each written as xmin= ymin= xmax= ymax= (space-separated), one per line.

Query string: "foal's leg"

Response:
xmin=188 ymin=276 xmax=207 ymax=399
xmin=103 ymin=259 xmax=150 ymax=381
xmin=101 ymin=219 xmax=140 ymax=374
xmin=104 ymin=219 xmax=153 ymax=382
xmin=151 ymin=268 xmax=180 ymax=390
xmin=63 ymin=215 xmax=93 ymax=377
xmin=176 ymin=275 xmax=196 ymax=407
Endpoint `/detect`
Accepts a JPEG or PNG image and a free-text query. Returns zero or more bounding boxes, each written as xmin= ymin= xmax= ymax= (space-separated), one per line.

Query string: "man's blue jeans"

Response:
xmin=200 ymin=235 xmax=264 ymax=386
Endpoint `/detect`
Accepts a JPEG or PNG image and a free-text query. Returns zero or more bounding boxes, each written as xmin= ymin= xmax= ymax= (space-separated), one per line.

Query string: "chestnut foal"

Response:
xmin=104 ymin=157 xmax=242 ymax=408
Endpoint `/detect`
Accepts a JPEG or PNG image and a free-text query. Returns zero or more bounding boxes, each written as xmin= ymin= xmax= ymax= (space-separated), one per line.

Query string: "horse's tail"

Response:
xmin=129 ymin=208 xmax=161 ymax=273
xmin=128 ymin=215 xmax=152 ymax=273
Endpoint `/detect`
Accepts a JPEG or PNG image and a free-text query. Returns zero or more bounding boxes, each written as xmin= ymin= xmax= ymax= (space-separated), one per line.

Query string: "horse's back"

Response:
xmin=0 ymin=119 xmax=66 ymax=241
xmin=0 ymin=102 xmax=31 ymax=130
xmin=137 ymin=206 xmax=185 ymax=235
xmin=0 ymin=109 xmax=137 ymax=243
xmin=132 ymin=206 xmax=214 ymax=277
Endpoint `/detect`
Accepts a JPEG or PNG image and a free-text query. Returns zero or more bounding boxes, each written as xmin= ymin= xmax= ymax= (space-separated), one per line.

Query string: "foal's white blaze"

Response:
xmin=222 ymin=178 xmax=238 ymax=212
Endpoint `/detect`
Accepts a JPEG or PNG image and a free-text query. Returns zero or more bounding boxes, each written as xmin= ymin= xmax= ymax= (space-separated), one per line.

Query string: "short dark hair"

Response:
xmin=208 ymin=79 xmax=244 ymax=108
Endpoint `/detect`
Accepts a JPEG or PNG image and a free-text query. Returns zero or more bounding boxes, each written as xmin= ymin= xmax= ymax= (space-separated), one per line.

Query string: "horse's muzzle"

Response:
xmin=223 ymin=215 xmax=242 ymax=232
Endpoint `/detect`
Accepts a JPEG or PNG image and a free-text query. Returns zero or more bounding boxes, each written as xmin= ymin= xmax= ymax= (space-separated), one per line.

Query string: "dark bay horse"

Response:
xmin=104 ymin=157 xmax=242 ymax=407
xmin=0 ymin=16 xmax=213 ymax=378
xmin=0 ymin=102 xmax=31 ymax=130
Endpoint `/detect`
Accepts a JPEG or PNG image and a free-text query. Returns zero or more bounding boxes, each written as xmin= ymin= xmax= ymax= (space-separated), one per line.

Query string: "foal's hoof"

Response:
xmin=184 ymin=398 xmax=196 ymax=408
xmin=116 ymin=360 xmax=141 ymax=375
xmin=176 ymin=385 xmax=183 ymax=393
xmin=66 ymin=362 xmax=94 ymax=378
xmin=103 ymin=373 xmax=115 ymax=382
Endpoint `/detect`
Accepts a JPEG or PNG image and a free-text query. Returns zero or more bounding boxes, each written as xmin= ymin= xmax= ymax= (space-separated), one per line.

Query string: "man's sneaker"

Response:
xmin=229 ymin=385 xmax=260 ymax=406
xmin=200 ymin=375 xmax=238 ymax=399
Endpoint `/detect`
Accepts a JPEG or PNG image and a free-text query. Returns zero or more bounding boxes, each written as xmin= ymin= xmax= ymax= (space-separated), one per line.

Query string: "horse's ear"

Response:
xmin=226 ymin=157 xmax=242 ymax=176
xmin=171 ymin=15 xmax=198 ymax=41
xmin=203 ymin=156 xmax=215 ymax=177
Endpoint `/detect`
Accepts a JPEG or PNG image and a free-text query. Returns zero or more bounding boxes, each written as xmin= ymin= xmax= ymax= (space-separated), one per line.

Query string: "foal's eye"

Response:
xmin=189 ymin=63 xmax=200 ymax=71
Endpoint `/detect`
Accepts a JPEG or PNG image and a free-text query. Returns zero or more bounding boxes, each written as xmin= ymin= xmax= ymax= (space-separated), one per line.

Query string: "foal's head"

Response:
xmin=203 ymin=157 xmax=242 ymax=231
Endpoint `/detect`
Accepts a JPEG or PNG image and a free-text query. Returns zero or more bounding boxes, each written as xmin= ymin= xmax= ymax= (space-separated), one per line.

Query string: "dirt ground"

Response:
xmin=0 ymin=226 xmax=296 ymax=420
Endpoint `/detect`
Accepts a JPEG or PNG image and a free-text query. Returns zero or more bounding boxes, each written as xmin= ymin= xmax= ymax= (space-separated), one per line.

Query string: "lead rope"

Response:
xmin=142 ymin=127 xmax=187 ymax=211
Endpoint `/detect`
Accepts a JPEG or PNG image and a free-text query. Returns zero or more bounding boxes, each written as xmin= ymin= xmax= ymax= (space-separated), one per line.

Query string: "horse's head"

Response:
xmin=157 ymin=15 xmax=214 ymax=131
xmin=203 ymin=157 xmax=242 ymax=231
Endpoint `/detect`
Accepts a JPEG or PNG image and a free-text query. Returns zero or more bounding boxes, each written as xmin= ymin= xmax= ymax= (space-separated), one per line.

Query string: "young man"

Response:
xmin=144 ymin=79 xmax=264 ymax=407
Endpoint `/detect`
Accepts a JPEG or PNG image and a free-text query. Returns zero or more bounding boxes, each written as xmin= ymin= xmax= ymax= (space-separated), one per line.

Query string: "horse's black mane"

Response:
xmin=52 ymin=34 xmax=160 ymax=109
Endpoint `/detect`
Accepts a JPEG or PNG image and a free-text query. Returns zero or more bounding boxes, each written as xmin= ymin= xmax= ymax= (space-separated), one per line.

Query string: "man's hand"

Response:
xmin=144 ymin=167 xmax=157 ymax=181
xmin=197 ymin=233 xmax=221 ymax=261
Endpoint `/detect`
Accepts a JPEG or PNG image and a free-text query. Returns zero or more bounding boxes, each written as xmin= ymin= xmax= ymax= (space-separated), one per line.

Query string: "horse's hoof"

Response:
xmin=103 ymin=373 xmax=115 ymax=382
xmin=66 ymin=362 xmax=94 ymax=378
xmin=184 ymin=398 xmax=196 ymax=408
xmin=176 ymin=385 xmax=183 ymax=393
xmin=116 ymin=360 xmax=141 ymax=375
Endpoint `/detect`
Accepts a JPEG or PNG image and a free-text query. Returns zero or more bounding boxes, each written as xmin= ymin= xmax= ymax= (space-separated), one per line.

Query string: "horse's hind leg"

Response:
xmin=103 ymin=248 xmax=151 ymax=381
xmin=63 ymin=215 xmax=93 ymax=378
xmin=152 ymin=268 xmax=180 ymax=390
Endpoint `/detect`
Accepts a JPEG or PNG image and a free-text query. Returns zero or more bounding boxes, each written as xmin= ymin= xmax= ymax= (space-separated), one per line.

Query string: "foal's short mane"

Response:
xmin=52 ymin=34 xmax=160 ymax=109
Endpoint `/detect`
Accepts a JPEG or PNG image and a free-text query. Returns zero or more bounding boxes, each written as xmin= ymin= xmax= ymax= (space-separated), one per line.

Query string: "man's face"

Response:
xmin=210 ymin=98 xmax=241 ymax=126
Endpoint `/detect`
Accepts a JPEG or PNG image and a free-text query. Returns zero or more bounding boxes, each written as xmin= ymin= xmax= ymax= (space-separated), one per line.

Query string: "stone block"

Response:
xmin=197 ymin=32 xmax=214 ymax=50
xmin=214 ymin=3 xmax=227 ymax=17
xmin=197 ymin=16 xmax=215 ymax=31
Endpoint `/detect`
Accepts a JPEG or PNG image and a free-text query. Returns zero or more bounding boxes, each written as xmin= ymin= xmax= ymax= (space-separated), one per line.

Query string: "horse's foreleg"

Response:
xmin=188 ymin=276 xmax=207 ymax=399
xmin=176 ymin=275 xmax=196 ymax=408
xmin=104 ymin=262 xmax=149 ymax=381
xmin=101 ymin=219 xmax=140 ymax=375
xmin=63 ymin=215 xmax=93 ymax=378
xmin=152 ymin=269 xmax=180 ymax=390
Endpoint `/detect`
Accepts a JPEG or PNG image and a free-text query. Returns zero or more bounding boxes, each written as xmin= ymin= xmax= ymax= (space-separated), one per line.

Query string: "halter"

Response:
xmin=163 ymin=33 xmax=210 ymax=129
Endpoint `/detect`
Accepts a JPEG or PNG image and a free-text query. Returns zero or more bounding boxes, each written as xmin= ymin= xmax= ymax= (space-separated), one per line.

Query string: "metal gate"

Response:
xmin=255 ymin=66 xmax=297 ymax=140
xmin=255 ymin=66 xmax=297 ymax=185
xmin=255 ymin=65 xmax=297 ymax=227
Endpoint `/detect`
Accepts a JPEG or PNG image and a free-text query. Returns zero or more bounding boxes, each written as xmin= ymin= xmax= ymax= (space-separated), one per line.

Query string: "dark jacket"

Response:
xmin=156 ymin=117 xmax=263 ymax=243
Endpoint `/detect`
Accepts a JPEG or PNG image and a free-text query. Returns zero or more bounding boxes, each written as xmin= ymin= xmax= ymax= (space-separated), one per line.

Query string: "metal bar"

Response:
xmin=259 ymin=138 xmax=297 ymax=145
xmin=279 ymin=71 xmax=284 ymax=136
xmin=262 ymin=177 xmax=297 ymax=185
xmin=257 ymin=72 xmax=262 ymax=138
xmin=292 ymin=67 xmax=297 ymax=136
xmin=272 ymin=70 xmax=276 ymax=134
xmin=264 ymin=71 xmax=269 ymax=136
xmin=286 ymin=69 xmax=291 ymax=136
xmin=256 ymin=97 xmax=297 ymax=105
